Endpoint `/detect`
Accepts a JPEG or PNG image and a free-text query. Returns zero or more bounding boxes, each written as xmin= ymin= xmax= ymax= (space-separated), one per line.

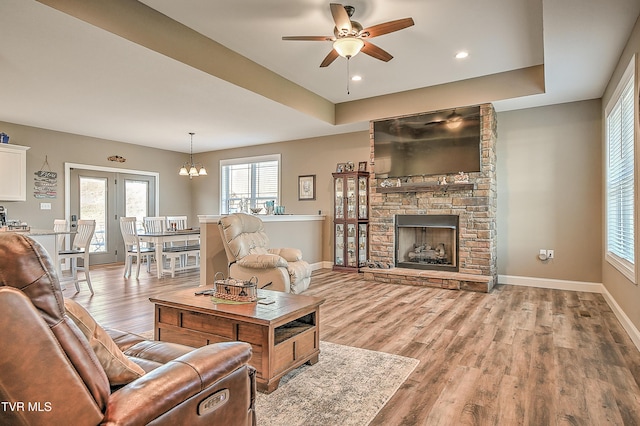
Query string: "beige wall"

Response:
xmin=191 ymin=100 xmax=604 ymax=283
xmin=601 ymin=15 xmax=640 ymax=330
xmin=191 ymin=131 xmax=371 ymax=261
xmin=0 ymin=121 xmax=196 ymax=228
xmin=496 ymin=101 xmax=602 ymax=283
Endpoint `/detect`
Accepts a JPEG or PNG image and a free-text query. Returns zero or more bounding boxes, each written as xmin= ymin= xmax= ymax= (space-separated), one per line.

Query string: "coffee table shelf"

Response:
xmin=150 ymin=288 xmax=324 ymax=393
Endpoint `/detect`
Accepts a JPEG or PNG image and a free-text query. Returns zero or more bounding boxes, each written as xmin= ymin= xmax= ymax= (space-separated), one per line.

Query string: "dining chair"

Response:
xmin=58 ymin=219 xmax=95 ymax=294
xmin=143 ymin=216 xmax=167 ymax=233
xmin=53 ymin=219 xmax=68 ymax=249
xmin=166 ymin=215 xmax=188 ymax=231
xmin=165 ymin=215 xmax=198 ymax=267
xmin=120 ymin=217 xmax=156 ymax=279
xmin=53 ymin=219 xmax=69 ymax=282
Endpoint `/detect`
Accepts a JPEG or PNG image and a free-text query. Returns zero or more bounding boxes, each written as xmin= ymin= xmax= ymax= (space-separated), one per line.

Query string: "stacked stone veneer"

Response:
xmin=367 ymin=103 xmax=497 ymax=292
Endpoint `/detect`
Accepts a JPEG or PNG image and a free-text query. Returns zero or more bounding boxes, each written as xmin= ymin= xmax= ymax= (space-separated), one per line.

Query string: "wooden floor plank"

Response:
xmin=64 ymin=265 xmax=640 ymax=425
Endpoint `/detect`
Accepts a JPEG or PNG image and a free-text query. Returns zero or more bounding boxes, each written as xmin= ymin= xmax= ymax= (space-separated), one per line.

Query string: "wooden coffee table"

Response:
xmin=149 ymin=287 xmax=325 ymax=393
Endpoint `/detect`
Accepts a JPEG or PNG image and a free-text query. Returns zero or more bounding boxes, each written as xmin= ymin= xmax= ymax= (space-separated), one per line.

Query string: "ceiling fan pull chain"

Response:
xmin=346 ymin=58 xmax=350 ymax=95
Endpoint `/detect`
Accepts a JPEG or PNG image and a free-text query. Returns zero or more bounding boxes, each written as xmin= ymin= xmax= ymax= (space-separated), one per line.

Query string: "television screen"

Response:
xmin=373 ymin=105 xmax=481 ymax=178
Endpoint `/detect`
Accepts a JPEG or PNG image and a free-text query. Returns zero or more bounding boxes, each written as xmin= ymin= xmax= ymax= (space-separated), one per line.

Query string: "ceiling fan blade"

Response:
xmin=362 ymin=18 xmax=415 ymax=38
xmin=282 ymin=36 xmax=334 ymax=41
xmin=320 ymin=49 xmax=340 ymax=67
xmin=330 ymin=3 xmax=352 ymax=35
xmin=361 ymin=42 xmax=393 ymax=62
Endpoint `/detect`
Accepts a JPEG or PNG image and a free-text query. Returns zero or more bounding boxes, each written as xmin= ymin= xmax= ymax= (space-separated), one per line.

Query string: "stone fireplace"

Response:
xmin=363 ymin=104 xmax=497 ymax=292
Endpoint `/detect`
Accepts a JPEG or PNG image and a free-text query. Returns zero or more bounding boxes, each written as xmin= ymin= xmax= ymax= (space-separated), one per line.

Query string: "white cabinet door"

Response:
xmin=0 ymin=144 xmax=30 ymax=201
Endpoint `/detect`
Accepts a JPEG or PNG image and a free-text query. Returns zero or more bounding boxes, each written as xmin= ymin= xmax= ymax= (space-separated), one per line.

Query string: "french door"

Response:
xmin=67 ymin=165 xmax=158 ymax=265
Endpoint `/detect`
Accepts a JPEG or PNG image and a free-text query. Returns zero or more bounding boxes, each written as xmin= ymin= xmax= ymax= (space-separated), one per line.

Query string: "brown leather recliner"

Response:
xmin=0 ymin=233 xmax=256 ymax=426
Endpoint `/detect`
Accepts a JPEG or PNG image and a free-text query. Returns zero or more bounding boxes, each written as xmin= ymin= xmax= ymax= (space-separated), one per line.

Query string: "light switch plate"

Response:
xmin=40 ymin=202 xmax=51 ymax=210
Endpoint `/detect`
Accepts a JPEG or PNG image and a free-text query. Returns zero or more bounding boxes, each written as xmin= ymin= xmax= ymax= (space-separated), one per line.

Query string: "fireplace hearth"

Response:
xmin=396 ymin=214 xmax=459 ymax=272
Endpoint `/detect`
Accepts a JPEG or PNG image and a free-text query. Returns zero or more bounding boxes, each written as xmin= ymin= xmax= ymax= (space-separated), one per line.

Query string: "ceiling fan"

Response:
xmin=282 ymin=3 xmax=415 ymax=67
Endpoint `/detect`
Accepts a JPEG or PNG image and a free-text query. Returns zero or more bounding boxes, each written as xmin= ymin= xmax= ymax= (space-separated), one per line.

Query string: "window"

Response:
xmin=605 ymin=57 xmax=635 ymax=282
xmin=220 ymin=154 xmax=280 ymax=214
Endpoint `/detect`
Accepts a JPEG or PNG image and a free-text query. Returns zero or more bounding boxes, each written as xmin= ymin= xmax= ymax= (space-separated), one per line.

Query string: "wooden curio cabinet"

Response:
xmin=332 ymin=171 xmax=369 ymax=272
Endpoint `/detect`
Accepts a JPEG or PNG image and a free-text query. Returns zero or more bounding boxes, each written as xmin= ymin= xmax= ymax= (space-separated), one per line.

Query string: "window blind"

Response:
xmin=606 ymin=73 xmax=635 ymax=273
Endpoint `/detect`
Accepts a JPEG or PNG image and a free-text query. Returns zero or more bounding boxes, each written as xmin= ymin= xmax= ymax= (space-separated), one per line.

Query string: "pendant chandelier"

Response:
xmin=178 ymin=132 xmax=207 ymax=178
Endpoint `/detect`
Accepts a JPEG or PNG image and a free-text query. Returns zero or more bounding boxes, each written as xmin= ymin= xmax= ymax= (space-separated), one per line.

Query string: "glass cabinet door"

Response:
xmin=346 ymin=177 xmax=356 ymax=219
xmin=358 ymin=223 xmax=368 ymax=266
xmin=347 ymin=224 xmax=356 ymax=267
xmin=334 ymin=177 xmax=344 ymax=219
xmin=334 ymin=223 xmax=344 ymax=266
xmin=358 ymin=176 xmax=368 ymax=219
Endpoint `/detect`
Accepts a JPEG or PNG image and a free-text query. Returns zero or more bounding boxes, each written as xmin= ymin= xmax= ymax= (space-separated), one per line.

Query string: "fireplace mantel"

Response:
xmin=376 ymin=182 xmax=475 ymax=193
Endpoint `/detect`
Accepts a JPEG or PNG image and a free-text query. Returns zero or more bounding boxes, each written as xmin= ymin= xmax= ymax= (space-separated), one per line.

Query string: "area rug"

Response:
xmin=255 ymin=341 xmax=419 ymax=426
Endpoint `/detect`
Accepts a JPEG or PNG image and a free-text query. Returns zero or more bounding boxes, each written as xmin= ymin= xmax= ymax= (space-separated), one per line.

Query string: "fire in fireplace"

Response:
xmin=395 ymin=215 xmax=459 ymax=272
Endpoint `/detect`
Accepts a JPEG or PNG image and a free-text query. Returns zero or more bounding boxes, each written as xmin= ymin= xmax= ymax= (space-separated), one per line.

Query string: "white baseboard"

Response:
xmin=498 ymin=275 xmax=604 ymax=293
xmin=600 ymin=286 xmax=640 ymax=351
xmin=499 ymin=274 xmax=640 ymax=352
xmin=310 ymin=261 xmax=330 ymax=271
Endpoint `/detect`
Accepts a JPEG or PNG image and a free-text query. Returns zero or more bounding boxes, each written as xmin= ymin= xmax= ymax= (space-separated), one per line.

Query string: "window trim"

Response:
xmin=219 ymin=154 xmax=281 ymax=214
xmin=604 ymin=55 xmax=636 ymax=283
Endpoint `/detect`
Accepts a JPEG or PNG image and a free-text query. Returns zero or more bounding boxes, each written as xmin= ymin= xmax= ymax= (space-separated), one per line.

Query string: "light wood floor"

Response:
xmin=66 ymin=265 xmax=640 ymax=425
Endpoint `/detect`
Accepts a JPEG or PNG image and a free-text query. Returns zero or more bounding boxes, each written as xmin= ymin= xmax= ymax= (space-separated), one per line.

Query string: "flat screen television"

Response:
xmin=373 ymin=105 xmax=481 ymax=178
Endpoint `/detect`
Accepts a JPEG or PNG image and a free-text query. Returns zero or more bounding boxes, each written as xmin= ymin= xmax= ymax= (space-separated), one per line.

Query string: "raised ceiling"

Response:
xmin=0 ymin=0 xmax=638 ymax=153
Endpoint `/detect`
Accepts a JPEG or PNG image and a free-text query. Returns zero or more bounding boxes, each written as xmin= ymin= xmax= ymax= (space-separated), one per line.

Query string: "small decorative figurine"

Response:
xmin=454 ymin=171 xmax=470 ymax=183
xmin=438 ymin=176 xmax=447 ymax=185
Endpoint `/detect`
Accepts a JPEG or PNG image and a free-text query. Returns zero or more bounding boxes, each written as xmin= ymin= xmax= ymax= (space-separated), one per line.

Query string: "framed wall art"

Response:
xmin=298 ymin=175 xmax=316 ymax=200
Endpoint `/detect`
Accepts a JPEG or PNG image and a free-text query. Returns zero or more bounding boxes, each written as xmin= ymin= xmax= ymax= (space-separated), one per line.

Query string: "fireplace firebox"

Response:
xmin=395 ymin=215 xmax=459 ymax=272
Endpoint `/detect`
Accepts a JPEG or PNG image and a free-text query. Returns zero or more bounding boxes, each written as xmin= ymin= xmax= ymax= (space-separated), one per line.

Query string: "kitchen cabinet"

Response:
xmin=0 ymin=144 xmax=30 ymax=201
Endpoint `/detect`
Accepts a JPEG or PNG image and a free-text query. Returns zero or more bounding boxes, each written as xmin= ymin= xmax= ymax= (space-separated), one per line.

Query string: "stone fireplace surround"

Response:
xmin=362 ymin=104 xmax=497 ymax=293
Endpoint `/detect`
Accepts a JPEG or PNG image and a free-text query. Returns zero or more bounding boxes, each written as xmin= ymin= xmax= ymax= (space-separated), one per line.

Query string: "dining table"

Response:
xmin=138 ymin=228 xmax=201 ymax=278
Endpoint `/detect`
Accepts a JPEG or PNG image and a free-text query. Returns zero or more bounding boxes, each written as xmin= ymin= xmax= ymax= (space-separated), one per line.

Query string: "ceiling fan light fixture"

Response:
xmin=333 ymin=37 xmax=364 ymax=58
xmin=446 ymin=111 xmax=463 ymax=129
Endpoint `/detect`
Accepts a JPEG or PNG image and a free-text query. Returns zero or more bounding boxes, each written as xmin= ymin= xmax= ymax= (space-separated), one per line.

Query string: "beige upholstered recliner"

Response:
xmin=218 ymin=213 xmax=311 ymax=294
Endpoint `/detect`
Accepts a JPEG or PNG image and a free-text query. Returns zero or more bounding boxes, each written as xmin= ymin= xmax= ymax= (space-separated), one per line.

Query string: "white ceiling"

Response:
xmin=0 ymin=0 xmax=638 ymax=153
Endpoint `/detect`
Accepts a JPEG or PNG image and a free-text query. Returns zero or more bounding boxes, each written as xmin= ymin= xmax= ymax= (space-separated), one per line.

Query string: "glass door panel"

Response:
xmin=358 ymin=223 xmax=368 ymax=267
xmin=347 ymin=177 xmax=356 ymax=219
xmin=358 ymin=176 xmax=368 ymax=219
xmin=125 ymin=179 xmax=149 ymax=232
xmin=347 ymin=224 xmax=356 ymax=266
xmin=334 ymin=177 xmax=344 ymax=219
xmin=335 ymin=223 xmax=344 ymax=266
xmin=79 ymin=176 xmax=107 ymax=254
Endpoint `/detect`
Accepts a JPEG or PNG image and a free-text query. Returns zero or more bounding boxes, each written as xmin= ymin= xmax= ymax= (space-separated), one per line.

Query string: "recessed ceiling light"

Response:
xmin=351 ymin=75 xmax=362 ymax=81
xmin=455 ymin=51 xmax=469 ymax=59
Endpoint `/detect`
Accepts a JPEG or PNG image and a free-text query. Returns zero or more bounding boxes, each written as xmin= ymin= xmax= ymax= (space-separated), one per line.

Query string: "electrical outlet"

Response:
xmin=547 ymin=250 xmax=554 ymax=259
